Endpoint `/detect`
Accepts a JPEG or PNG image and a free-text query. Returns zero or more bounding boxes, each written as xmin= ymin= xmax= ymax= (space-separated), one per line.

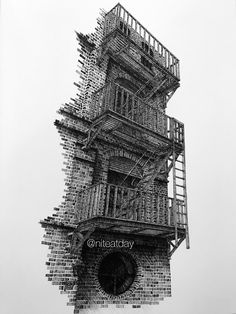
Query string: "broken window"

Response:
xmin=141 ymin=41 xmax=154 ymax=57
xmin=119 ymin=21 xmax=131 ymax=36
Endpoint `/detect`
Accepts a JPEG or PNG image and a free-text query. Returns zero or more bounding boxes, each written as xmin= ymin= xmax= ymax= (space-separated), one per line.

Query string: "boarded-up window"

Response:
xmin=108 ymin=156 xmax=142 ymax=188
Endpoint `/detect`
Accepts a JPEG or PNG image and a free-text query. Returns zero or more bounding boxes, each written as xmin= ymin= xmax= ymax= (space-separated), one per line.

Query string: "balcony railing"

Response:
xmin=75 ymin=182 xmax=187 ymax=228
xmin=91 ymin=82 xmax=184 ymax=145
xmin=104 ymin=3 xmax=180 ymax=79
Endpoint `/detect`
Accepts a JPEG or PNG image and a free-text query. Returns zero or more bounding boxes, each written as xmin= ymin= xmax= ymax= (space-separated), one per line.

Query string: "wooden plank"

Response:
xmin=113 ymin=186 xmax=118 ymax=218
xmin=95 ymin=184 xmax=101 ymax=216
xmin=87 ymin=187 xmax=92 ymax=219
xmin=114 ymin=85 xmax=118 ymax=112
xmin=105 ymin=184 xmax=111 ymax=216
xmin=115 ymin=5 xmax=121 ymax=29
xmin=125 ymin=92 xmax=129 ymax=116
xmin=131 ymin=16 xmax=134 ymax=29
xmin=90 ymin=185 xmax=96 ymax=218
xmin=121 ymin=88 xmax=125 ymax=115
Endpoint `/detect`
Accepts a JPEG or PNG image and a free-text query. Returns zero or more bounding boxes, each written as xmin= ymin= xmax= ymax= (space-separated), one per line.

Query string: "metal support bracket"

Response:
xmin=167 ymin=236 xmax=185 ymax=258
xmin=164 ymin=83 xmax=179 ymax=104
xmin=144 ymin=77 xmax=168 ymax=102
xmin=70 ymin=226 xmax=96 ymax=276
xmin=114 ymin=42 xmax=130 ymax=57
xmin=82 ymin=121 xmax=105 ymax=150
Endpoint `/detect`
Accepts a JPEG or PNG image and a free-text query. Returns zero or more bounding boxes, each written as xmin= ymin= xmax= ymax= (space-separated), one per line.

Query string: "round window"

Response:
xmin=98 ymin=252 xmax=136 ymax=295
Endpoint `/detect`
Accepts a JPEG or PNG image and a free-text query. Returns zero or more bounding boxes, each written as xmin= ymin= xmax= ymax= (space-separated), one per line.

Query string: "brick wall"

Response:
xmin=65 ymin=9 xmax=109 ymax=119
xmin=74 ymin=232 xmax=171 ymax=312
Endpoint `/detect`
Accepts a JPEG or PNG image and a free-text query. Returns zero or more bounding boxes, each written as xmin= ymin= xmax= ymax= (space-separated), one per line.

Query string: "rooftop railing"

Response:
xmin=91 ymin=82 xmax=184 ymax=145
xmin=104 ymin=3 xmax=180 ymax=79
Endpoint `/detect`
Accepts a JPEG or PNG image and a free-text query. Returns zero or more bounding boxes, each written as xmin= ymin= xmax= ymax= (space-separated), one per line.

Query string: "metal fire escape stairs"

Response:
xmin=83 ymin=34 xmax=180 ymax=150
xmin=116 ymin=145 xmax=172 ymax=216
xmin=81 ymin=37 xmax=189 ymax=256
xmin=81 ymin=104 xmax=189 ymax=256
xmin=116 ymin=140 xmax=189 ymax=256
xmin=97 ymin=33 xmax=179 ymax=102
xmin=82 ymin=71 xmax=172 ymax=151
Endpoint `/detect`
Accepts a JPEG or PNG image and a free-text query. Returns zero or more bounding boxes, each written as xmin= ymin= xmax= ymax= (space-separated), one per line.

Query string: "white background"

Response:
xmin=1 ymin=1 xmax=236 ymax=314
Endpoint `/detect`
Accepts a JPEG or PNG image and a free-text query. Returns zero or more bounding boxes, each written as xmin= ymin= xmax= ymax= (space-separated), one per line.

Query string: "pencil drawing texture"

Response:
xmin=40 ymin=3 xmax=189 ymax=312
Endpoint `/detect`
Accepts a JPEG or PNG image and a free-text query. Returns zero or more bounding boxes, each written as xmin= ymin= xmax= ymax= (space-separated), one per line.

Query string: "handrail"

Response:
xmin=90 ymin=82 xmax=184 ymax=145
xmin=76 ymin=182 xmax=187 ymax=227
xmin=77 ymin=182 xmax=102 ymax=194
xmin=106 ymin=3 xmax=179 ymax=60
xmin=92 ymin=81 xmax=165 ymax=113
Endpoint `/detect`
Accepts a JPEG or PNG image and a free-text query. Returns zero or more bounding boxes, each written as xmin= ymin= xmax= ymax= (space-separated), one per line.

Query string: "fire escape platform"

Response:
xmin=86 ymin=81 xmax=185 ymax=150
xmin=102 ymin=31 xmax=179 ymax=90
xmin=76 ymin=216 xmax=186 ymax=240
xmin=103 ymin=3 xmax=180 ymax=83
xmin=89 ymin=109 xmax=179 ymax=149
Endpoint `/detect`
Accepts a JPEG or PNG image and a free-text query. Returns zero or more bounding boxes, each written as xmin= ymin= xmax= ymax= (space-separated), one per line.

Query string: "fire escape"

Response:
xmin=75 ymin=3 xmax=189 ymax=257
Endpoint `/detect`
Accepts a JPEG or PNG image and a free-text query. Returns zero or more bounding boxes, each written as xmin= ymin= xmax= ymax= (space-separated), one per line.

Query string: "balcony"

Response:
xmin=90 ymin=82 xmax=184 ymax=147
xmin=75 ymin=182 xmax=187 ymax=238
xmin=103 ymin=3 xmax=180 ymax=80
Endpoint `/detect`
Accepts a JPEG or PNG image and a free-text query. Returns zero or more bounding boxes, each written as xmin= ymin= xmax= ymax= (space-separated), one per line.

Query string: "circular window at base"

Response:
xmin=98 ymin=252 xmax=136 ymax=295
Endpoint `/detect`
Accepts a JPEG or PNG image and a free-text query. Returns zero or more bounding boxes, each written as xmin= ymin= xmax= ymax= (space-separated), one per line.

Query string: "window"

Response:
xmin=141 ymin=41 xmax=154 ymax=57
xmin=98 ymin=252 xmax=136 ymax=295
xmin=119 ymin=21 xmax=131 ymax=36
xmin=141 ymin=41 xmax=153 ymax=70
xmin=108 ymin=170 xmax=139 ymax=189
xmin=106 ymin=158 xmax=142 ymax=219
xmin=115 ymin=78 xmax=139 ymax=94
xmin=141 ymin=55 xmax=152 ymax=70
xmin=108 ymin=156 xmax=142 ymax=188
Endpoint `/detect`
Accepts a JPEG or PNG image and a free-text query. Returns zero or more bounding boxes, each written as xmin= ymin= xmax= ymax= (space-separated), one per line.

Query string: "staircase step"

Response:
xmin=142 ymin=174 xmax=151 ymax=179
xmin=143 ymin=173 xmax=154 ymax=178
xmin=176 ymin=176 xmax=184 ymax=180
xmin=175 ymin=168 xmax=184 ymax=172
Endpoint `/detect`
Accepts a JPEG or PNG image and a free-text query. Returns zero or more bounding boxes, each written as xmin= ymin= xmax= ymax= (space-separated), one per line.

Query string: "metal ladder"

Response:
xmin=169 ymin=145 xmax=190 ymax=249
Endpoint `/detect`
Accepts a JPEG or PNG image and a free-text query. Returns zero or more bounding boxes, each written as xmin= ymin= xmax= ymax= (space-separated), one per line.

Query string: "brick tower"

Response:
xmin=41 ymin=3 xmax=190 ymax=312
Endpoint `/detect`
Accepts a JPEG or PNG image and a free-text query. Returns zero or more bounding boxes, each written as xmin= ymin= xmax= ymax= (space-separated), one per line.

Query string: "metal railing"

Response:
xmin=75 ymin=182 xmax=187 ymax=228
xmin=104 ymin=3 xmax=180 ymax=79
xmin=91 ymin=82 xmax=184 ymax=145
